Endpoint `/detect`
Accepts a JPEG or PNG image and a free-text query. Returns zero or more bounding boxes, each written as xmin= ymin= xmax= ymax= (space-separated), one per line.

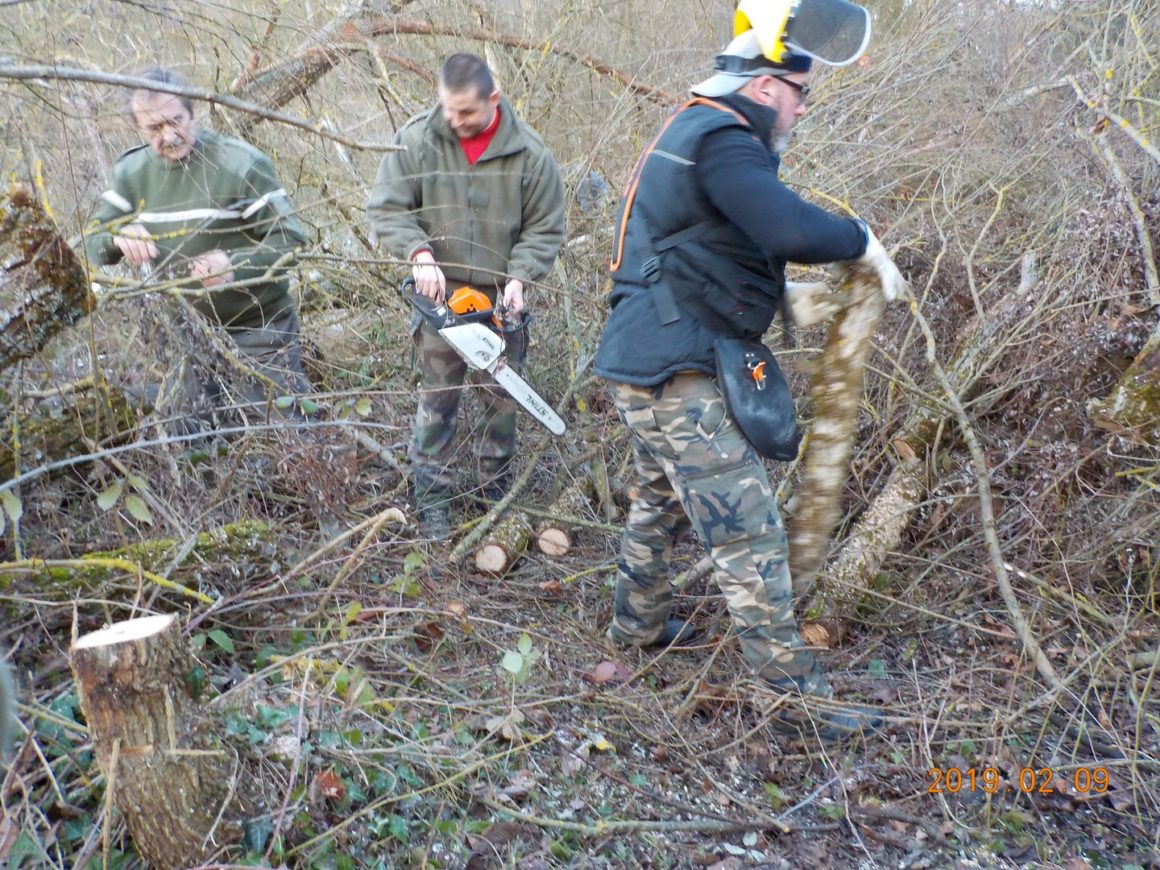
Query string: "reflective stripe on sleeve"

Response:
xmin=100 ymin=190 xmax=134 ymax=213
xmin=241 ymin=188 xmax=288 ymax=219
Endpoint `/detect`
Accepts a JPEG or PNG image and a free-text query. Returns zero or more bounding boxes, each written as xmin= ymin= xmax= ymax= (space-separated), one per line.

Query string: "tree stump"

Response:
xmin=70 ymin=614 xmax=247 ymax=868
xmin=535 ymin=477 xmax=595 ymax=556
xmin=475 ymin=511 xmax=533 ymax=576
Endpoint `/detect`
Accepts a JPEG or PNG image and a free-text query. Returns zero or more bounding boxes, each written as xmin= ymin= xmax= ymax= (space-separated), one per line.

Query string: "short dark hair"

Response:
xmin=127 ymin=67 xmax=194 ymax=116
xmin=438 ymin=53 xmax=495 ymax=99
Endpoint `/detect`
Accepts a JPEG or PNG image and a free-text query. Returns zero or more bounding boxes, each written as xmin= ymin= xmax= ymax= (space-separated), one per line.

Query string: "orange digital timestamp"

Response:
xmin=927 ymin=767 xmax=1111 ymax=795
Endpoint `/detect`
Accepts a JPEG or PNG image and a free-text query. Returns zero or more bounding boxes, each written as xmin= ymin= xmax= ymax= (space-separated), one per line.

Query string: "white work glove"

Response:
xmin=855 ymin=222 xmax=909 ymax=303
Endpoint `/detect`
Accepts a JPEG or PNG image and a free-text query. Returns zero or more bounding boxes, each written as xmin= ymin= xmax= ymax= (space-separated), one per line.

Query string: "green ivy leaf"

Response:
xmin=123 ymin=494 xmax=154 ymax=525
xmin=126 ymin=474 xmax=149 ymax=492
xmin=517 ymin=632 xmax=534 ymax=655
xmin=208 ymin=629 xmax=235 ymax=653
xmin=97 ymin=480 xmax=124 ymax=511
xmin=299 ymin=398 xmax=320 ymax=416
xmin=0 ymin=490 xmax=23 ymax=523
xmin=354 ymin=397 xmax=372 ymax=417
xmin=274 ymin=395 xmax=294 ymax=410
xmin=501 ymin=650 xmax=524 ymax=674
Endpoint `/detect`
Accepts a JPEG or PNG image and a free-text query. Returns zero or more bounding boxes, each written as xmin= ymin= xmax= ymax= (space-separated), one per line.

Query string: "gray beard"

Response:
xmin=770 ymin=131 xmax=790 ymax=155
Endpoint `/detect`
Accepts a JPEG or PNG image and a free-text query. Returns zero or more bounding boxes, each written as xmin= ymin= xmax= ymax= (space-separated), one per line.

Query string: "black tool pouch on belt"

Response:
xmin=713 ymin=337 xmax=801 ymax=461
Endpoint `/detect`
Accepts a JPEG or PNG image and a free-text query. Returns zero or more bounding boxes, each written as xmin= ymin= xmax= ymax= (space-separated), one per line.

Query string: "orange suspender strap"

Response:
xmin=609 ymin=98 xmax=750 ymax=272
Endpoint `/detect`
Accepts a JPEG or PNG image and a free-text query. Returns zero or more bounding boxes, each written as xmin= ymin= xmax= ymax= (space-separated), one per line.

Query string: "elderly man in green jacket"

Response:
xmin=85 ymin=67 xmax=310 ymax=437
xmin=367 ymin=53 xmax=565 ymax=540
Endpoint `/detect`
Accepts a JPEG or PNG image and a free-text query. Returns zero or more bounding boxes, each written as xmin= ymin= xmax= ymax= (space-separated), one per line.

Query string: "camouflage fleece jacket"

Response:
xmin=366 ymin=96 xmax=565 ymax=291
xmin=84 ymin=129 xmax=308 ymax=330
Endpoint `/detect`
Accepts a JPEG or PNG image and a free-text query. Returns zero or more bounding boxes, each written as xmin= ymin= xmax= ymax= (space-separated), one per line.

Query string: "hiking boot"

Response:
xmin=646 ymin=618 xmax=699 ymax=648
xmin=476 ymin=472 xmax=512 ymax=504
xmin=609 ymin=618 xmax=698 ymax=650
xmin=763 ymin=676 xmax=883 ymax=742
xmin=416 ymin=502 xmax=451 ymax=542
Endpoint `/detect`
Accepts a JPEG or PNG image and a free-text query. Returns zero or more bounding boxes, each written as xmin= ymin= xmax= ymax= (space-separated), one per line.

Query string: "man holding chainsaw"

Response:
xmin=367 ymin=53 xmax=565 ymax=539
xmin=593 ymin=0 xmax=907 ymax=741
xmin=85 ymin=67 xmax=310 ymax=435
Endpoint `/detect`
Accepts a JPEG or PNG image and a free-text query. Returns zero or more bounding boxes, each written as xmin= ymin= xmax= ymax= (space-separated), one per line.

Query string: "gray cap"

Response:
xmin=691 ymin=31 xmax=812 ymax=98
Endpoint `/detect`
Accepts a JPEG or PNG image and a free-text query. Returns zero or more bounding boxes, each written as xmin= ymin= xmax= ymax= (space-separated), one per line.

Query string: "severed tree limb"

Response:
xmin=788 ymin=262 xmax=885 ymax=595
xmin=475 ymin=510 xmax=534 ymax=576
xmin=798 ymin=248 xmax=1047 ymax=643
xmin=536 ymin=476 xmax=594 ymax=556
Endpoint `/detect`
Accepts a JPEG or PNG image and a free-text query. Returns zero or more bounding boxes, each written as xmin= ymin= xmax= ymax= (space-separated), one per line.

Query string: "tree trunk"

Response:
xmin=475 ymin=511 xmax=533 ymax=576
xmin=70 ymin=614 xmax=248 ymax=868
xmin=0 ymin=183 xmax=95 ymax=372
xmin=536 ymin=477 xmax=594 ymax=556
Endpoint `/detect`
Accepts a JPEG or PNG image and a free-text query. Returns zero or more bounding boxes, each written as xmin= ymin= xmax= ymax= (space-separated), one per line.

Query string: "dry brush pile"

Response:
xmin=0 ymin=0 xmax=1157 ymax=867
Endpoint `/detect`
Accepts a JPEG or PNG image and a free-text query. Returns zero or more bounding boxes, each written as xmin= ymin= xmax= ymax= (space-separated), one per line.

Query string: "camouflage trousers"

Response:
xmin=608 ymin=373 xmax=830 ymax=696
xmin=155 ymin=307 xmax=310 ymax=437
xmin=409 ymin=316 xmax=520 ymax=501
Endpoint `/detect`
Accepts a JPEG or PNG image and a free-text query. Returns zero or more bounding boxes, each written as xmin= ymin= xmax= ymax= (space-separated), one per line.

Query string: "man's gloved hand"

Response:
xmin=855 ymin=222 xmax=909 ymax=303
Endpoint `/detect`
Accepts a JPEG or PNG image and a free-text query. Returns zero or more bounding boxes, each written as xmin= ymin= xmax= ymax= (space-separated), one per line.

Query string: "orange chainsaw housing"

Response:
xmin=446 ymin=285 xmax=501 ymax=328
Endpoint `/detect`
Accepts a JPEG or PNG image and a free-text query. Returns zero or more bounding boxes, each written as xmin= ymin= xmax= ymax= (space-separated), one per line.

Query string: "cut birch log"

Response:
xmin=788 ymin=262 xmax=884 ymax=595
xmin=1 ymin=183 xmax=95 ymax=372
xmin=475 ymin=510 xmax=533 ymax=576
xmin=794 ymin=251 xmax=1045 ymax=641
xmin=70 ymin=614 xmax=249 ymax=868
xmin=536 ymin=477 xmax=594 ymax=556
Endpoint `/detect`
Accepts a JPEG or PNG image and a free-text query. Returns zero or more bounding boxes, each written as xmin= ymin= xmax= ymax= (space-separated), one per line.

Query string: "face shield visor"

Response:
xmin=735 ymin=0 xmax=871 ymax=67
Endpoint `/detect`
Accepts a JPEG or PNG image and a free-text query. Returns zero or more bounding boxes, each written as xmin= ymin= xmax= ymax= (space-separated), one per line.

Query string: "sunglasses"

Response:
xmin=774 ymin=76 xmax=810 ymax=104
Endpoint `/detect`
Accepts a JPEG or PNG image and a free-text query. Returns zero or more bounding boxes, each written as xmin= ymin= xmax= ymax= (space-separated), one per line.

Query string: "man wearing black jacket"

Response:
xmin=594 ymin=29 xmax=906 ymax=742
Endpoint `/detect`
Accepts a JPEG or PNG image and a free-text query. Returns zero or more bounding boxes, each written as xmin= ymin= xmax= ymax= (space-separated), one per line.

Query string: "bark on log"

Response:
xmin=475 ymin=510 xmax=533 ymax=576
xmin=70 ymin=614 xmax=248 ymax=868
xmin=1 ymin=381 xmax=139 ymax=481
xmin=800 ymin=444 xmax=925 ymax=647
xmin=1087 ymin=332 xmax=1160 ymax=445
xmin=788 ymin=264 xmax=884 ymax=595
xmin=0 ymin=520 xmax=275 ymax=593
xmin=1 ymin=183 xmax=95 ymax=372
xmin=536 ymin=477 xmax=594 ymax=557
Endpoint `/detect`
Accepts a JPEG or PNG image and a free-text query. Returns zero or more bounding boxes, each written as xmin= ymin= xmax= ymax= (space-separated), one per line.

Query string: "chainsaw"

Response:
xmin=402 ymin=279 xmax=567 ymax=436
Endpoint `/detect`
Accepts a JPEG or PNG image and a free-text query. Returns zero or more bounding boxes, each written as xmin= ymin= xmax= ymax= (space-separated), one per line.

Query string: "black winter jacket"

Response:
xmin=594 ymin=92 xmax=866 ymax=385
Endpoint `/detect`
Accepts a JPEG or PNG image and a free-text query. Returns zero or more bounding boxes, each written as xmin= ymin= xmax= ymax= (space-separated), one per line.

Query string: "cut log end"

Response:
xmin=801 ymin=621 xmax=838 ymax=648
xmin=536 ymin=527 xmax=570 ymax=557
xmin=74 ymin=614 xmax=174 ymax=649
xmin=475 ymin=543 xmax=510 ymax=576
